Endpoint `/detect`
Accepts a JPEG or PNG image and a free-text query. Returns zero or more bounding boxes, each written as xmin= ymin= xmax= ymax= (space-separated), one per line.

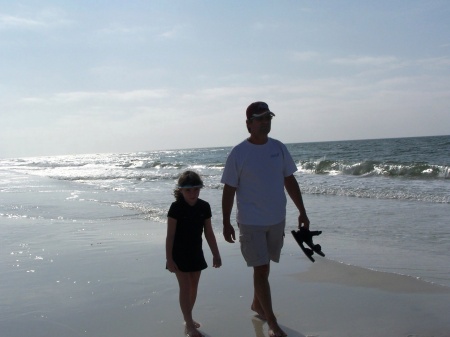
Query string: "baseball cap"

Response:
xmin=246 ymin=101 xmax=275 ymax=120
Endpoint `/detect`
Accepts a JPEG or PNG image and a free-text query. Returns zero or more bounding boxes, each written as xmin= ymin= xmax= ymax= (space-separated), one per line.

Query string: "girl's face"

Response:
xmin=180 ymin=187 xmax=201 ymax=206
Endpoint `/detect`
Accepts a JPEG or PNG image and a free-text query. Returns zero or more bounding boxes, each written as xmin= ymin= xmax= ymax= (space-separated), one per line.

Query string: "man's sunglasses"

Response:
xmin=249 ymin=115 xmax=273 ymax=122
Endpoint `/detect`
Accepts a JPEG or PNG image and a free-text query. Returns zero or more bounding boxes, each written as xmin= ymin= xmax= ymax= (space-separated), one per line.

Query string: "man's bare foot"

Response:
xmin=251 ymin=303 xmax=267 ymax=320
xmin=184 ymin=324 xmax=204 ymax=337
xmin=268 ymin=323 xmax=287 ymax=337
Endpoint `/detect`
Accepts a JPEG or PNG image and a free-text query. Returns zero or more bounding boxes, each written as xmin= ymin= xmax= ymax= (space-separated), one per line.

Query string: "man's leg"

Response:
xmin=253 ymin=264 xmax=286 ymax=337
xmin=252 ymin=264 xmax=272 ymax=320
xmin=240 ymin=222 xmax=287 ymax=336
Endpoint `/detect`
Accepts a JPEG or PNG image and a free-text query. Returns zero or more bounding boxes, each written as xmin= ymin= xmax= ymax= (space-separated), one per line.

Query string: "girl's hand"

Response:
xmin=166 ymin=259 xmax=179 ymax=273
xmin=212 ymin=256 xmax=222 ymax=268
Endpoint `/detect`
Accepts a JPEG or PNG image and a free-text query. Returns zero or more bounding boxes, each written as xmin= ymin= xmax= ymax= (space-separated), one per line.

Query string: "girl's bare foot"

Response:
xmin=185 ymin=324 xmax=204 ymax=337
xmin=185 ymin=321 xmax=201 ymax=328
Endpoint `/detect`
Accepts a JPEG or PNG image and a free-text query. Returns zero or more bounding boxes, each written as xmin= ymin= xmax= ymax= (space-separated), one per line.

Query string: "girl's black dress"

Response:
xmin=167 ymin=197 xmax=212 ymax=272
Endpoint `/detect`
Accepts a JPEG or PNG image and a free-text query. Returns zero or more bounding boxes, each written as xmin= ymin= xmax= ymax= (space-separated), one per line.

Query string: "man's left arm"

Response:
xmin=284 ymin=174 xmax=310 ymax=229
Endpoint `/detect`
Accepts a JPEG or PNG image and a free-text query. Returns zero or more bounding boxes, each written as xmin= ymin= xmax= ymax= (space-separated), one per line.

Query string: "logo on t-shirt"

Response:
xmin=270 ymin=152 xmax=280 ymax=158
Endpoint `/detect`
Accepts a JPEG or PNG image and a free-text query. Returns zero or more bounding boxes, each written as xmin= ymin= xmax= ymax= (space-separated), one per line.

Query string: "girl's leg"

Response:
xmin=176 ymin=271 xmax=202 ymax=336
xmin=187 ymin=271 xmax=201 ymax=313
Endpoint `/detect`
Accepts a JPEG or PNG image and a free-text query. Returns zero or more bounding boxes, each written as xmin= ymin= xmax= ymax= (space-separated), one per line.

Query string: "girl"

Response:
xmin=166 ymin=171 xmax=222 ymax=337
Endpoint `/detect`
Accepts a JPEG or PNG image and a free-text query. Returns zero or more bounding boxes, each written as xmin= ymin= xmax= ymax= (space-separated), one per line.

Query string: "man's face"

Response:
xmin=246 ymin=114 xmax=272 ymax=135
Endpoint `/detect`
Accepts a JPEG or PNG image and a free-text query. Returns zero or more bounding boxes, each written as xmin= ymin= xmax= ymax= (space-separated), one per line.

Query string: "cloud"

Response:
xmin=156 ymin=24 xmax=188 ymax=40
xmin=3 ymin=70 xmax=449 ymax=157
xmin=291 ymin=51 xmax=320 ymax=62
xmin=158 ymin=26 xmax=179 ymax=39
xmin=0 ymin=8 xmax=71 ymax=30
xmin=22 ymin=89 xmax=169 ymax=105
xmin=94 ymin=22 xmax=186 ymax=43
xmin=13 ymin=89 xmax=172 ymax=124
xmin=417 ymin=56 xmax=450 ymax=69
xmin=331 ymin=55 xmax=400 ymax=67
xmin=97 ymin=25 xmax=147 ymax=35
xmin=0 ymin=14 xmax=44 ymax=29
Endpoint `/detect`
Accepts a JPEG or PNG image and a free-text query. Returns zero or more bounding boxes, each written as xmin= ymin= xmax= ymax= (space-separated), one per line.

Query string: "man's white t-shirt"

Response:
xmin=221 ymin=138 xmax=298 ymax=226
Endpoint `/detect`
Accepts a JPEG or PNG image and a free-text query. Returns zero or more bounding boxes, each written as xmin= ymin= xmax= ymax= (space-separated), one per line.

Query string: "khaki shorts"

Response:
xmin=238 ymin=221 xmax=285 ymax=267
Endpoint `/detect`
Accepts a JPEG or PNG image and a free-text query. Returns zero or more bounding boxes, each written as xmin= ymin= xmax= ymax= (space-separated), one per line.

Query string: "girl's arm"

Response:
xmin=204 ymin=218 xmax=222 ymax=268
xmin=166 ymin=217 xmax=179 ymax=272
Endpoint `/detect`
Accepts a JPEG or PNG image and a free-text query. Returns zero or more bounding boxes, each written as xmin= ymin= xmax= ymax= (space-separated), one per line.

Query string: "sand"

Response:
xmin=2 ymin=217 xmax=450 ymax=337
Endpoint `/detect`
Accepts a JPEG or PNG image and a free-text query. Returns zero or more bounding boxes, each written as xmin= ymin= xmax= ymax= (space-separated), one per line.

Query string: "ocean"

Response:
xmin=1 ymin=135 xmax=449 ymax=289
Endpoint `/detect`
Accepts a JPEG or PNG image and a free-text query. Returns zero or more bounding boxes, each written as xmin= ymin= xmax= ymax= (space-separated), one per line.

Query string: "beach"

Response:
xmin=1 ymin=136 xmax=449 ymax=336
xmin=2 ymin=211 xmax=450 ymax=337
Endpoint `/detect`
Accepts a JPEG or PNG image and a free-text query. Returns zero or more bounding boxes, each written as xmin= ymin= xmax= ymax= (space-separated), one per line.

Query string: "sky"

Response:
xmin=1 ymin=1 xmax=449 ymax=158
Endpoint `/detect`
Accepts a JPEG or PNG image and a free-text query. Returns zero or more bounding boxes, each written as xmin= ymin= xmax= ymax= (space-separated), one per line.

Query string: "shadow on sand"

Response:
xmin=251 ymin=316 xmax=307 ymax=337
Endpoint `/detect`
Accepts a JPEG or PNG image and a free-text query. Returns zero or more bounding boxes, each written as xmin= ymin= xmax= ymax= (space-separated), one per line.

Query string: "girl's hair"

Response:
xmin=173 ymin=170 xmax=204 ymax=200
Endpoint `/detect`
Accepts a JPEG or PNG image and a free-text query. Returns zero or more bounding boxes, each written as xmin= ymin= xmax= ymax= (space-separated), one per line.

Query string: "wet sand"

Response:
xmin=2 ymin=217 xmax=450 ymax=337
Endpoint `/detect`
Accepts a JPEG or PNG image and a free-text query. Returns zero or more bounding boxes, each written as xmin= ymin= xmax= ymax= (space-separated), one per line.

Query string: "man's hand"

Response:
xmin=298 ymin=213 xmax=310 ymax=230
xmin=223 ymin=223 xmax=236 ymax=243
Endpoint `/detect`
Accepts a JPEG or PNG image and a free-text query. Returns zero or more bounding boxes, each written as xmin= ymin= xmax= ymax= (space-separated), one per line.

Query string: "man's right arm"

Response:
xmin=222 ymin=184 xmax=237 ymax=243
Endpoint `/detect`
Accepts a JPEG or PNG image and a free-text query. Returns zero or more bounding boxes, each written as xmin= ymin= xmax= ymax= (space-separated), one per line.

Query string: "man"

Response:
xmin=221 ymin=101 xmax=310 ymax=337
